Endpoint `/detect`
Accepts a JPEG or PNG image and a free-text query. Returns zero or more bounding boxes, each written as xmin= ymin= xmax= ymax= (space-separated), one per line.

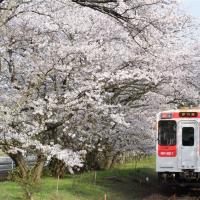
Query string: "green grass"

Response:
xmin=0 ymin=156 xmax=157 ymax=200
xmin=0 ymin=150 xmax=6 ymax=157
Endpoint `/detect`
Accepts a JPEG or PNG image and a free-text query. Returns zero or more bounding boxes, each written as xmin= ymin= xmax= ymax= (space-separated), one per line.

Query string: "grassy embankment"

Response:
xmin=0 ymin=156 xmax=157 ymax=200
xmin=0 ymin=150 xmax=5 ymax=157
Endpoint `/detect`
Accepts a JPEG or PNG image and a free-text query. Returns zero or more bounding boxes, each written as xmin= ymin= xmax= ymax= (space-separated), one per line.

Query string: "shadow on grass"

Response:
xmin=66 ymin=158 xmax=161 ymax=200
xmin=94 ymin=167 xmax=159 ymax=200
xmin=32 ymin=172 xmax=200 ymax=200
xmin=0 ymin=168 xmax=160 ymax=200
xmin=0 ymin=156 xmax=166 ymax=200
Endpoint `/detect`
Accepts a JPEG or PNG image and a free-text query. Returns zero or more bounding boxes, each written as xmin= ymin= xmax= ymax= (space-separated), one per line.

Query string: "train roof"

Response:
xmin=160 ymin=108 xmax=200 ymax=113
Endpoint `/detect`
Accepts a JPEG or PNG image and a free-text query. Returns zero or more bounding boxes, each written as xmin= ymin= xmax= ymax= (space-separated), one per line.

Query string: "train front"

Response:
xmin=156 ymin=110 xmax=200 ymax=184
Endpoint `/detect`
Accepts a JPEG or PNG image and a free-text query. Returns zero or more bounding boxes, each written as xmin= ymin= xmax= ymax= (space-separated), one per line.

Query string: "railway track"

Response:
xmin=166 ymin=186 xmax=200 ymax=199
xmin=145 ymin=185 xmax=200 ymax=200
xmin=142 ymin=182 xmax=200 ymax=200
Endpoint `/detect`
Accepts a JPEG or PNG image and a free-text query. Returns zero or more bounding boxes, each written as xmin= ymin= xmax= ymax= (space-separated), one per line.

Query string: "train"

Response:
xmin=156 ymin=108 xmax=200 ymax=184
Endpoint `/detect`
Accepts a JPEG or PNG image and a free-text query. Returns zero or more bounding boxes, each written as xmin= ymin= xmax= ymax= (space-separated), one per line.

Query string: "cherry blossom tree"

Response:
xmin=0 ymin=1 xmax=199 ymax=195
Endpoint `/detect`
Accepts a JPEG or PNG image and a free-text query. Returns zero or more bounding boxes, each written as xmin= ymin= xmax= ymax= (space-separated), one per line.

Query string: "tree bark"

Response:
xmin=32 ymin=154 xmax=46 ymax=183
xmin=8 ymin=152 xmax=29 ymax=179
xmin=49 ymin=157 xmax=66 ymax=178
xmin=8 ymin=152 xmax=45 ymax=183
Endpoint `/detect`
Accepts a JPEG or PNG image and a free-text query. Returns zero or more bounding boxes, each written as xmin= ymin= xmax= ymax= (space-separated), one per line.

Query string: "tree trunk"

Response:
xmin=8 ymin=152 xmax=45 ymax=183
xmin=6 ymin=151 xmax=45 ymax=200
xmin=8 ymin=152 xmax=29 ymax=178
xmin=85 ymin=150 xmax=100 ymax=170
xmin=32 ymin=154 xmax=46 ymax=183
xmin=110 ymin=152 xmax=120 ymax=168
xmin=49 ymin=157 xmax=66 ymax=178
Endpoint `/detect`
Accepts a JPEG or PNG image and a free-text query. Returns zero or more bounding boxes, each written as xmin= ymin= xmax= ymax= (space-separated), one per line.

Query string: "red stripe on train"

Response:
xmin=158 ymin=145 xmax=176 ymax=157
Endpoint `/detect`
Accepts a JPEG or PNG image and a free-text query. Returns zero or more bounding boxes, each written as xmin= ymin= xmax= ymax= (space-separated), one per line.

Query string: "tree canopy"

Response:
xmin=0 ymin=0 xmax=199 ymax=183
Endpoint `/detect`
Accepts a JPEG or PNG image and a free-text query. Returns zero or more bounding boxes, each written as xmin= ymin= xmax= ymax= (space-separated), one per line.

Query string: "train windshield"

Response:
xmin=158 ymin=120 xmax=176 ymax=146
xmin=182 ymin=127 xmax=194 ymax=146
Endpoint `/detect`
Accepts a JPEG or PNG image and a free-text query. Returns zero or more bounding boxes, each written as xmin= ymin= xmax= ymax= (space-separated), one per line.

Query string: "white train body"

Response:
xmin=156 ymin=109 xmax=200 ymax=183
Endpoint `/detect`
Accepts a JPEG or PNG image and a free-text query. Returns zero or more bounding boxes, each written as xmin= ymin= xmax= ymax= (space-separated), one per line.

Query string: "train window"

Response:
xmin=158 ymin=120 xmax=176 ymax=146
xmin=182 ymin=127 xmax=194 ymax=146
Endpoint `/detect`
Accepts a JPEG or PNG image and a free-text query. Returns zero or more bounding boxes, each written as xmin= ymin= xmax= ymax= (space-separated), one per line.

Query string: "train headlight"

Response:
xmin=160 ymin=113 xmax=172 ymax=119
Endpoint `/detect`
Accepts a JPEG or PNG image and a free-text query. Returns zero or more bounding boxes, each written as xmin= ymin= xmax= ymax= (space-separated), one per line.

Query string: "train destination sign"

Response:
xmin=179 ymin=112 xmax=198 ymax=118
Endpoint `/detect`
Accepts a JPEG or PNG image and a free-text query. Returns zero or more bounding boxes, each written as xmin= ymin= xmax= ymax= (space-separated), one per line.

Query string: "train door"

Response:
xmin=178 ymin=121 xmax=198 ymax=169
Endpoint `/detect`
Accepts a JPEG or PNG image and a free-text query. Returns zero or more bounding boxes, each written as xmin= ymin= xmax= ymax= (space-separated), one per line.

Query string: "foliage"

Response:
xmin=0 ymin=0 xmax=199 ymax=187
xmin=10 ymin=169 xmax=40 ymax=200
xmin=0 ymin=156 xmax=156 ymax=200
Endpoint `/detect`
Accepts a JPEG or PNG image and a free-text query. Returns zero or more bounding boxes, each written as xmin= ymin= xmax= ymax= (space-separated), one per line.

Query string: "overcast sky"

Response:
xmin=181 ymin=0 xmax=200 ymax=17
